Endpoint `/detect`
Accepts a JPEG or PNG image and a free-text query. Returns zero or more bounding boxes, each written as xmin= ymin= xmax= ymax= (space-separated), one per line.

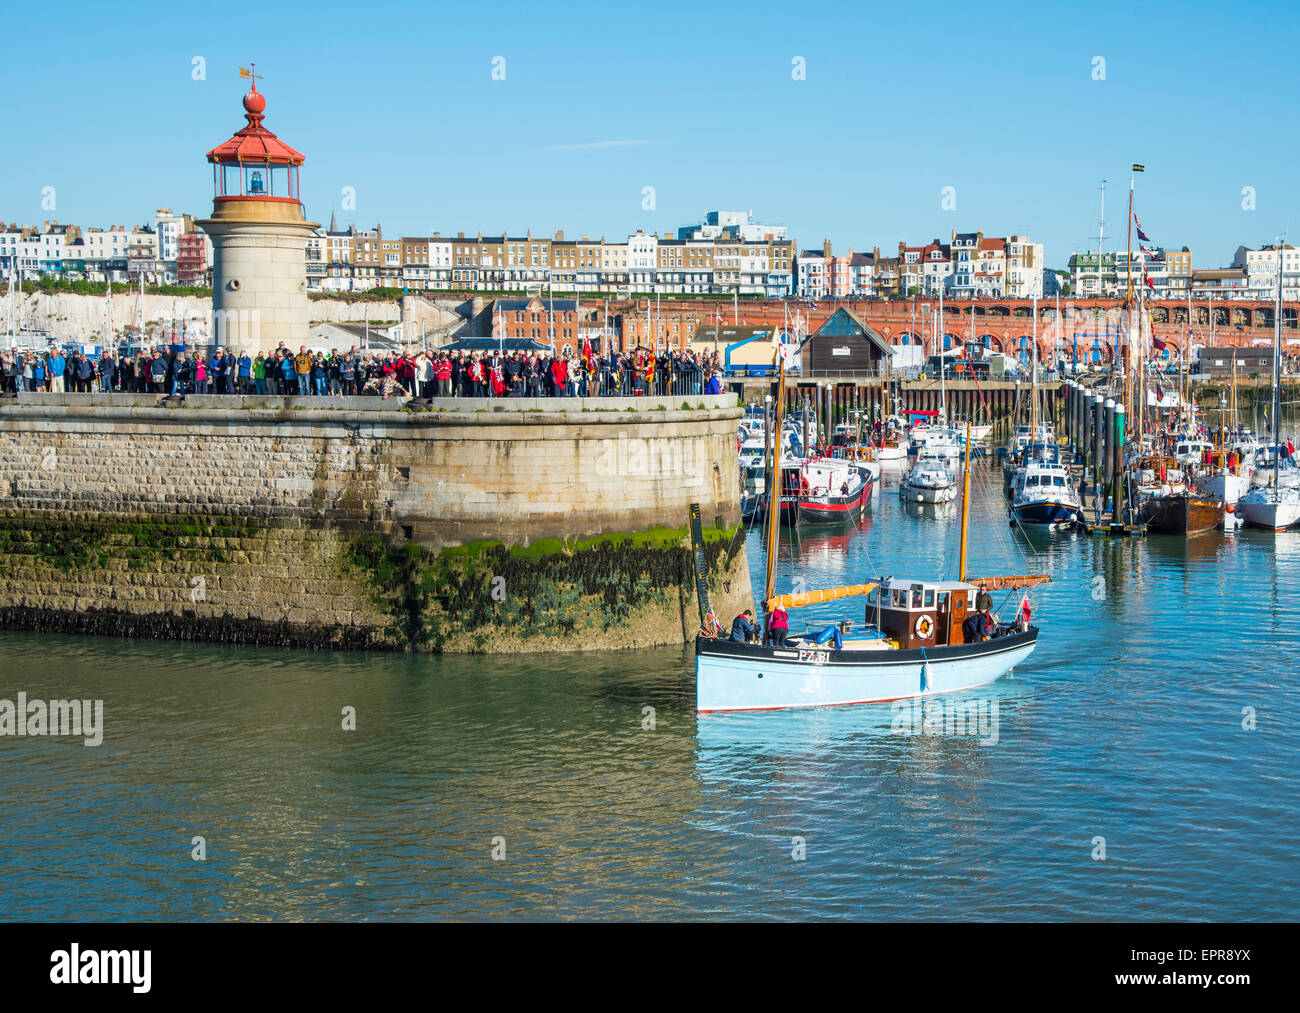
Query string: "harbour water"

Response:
xmin=1 ymin=461 xmax=1297 ymax=921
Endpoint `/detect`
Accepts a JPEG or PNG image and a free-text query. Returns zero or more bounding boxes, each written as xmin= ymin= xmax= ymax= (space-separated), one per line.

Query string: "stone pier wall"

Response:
xmin=0 ymin=394 xmax=751 ymax=653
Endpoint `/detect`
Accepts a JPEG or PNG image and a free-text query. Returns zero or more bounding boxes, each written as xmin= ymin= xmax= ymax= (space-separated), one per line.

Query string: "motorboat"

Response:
xmin=899 ymin=451 xmax=957 ymax=504
xmin=1008 ymin=443 xmax=1084 ymax=529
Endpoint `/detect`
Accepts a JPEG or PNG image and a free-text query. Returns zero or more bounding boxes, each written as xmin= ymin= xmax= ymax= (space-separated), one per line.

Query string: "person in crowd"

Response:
xmin=434 ymin=353 xmax=452 ymax=398
xmin=193 ymin=354 xmax=207 ymax=394
xmin=278 ymin=349 xmax=294 ymax=393
xmin=704 ymin=369 xmax=722 ymax=395
xmin=340 ymin=351 xmax=358 ymax=396
xmin=210 ymin=348 xmax=229 ymax=394
xmin=294 ymin=345 xmax=312 ymax=395
xmin=236 ymin=350 xmax=253 ymax=394
xmin=252 ymin=353 xmax=267 ymax=395
xmin=148 ymin=350 xmax=167 ymax=393
xmin=551 ymin=352 xmax=568 ymax=397
xmin=97 ymin=353 xmax=115 ymax=393
xmin=312 ymin=353 xmax=329 ymax=396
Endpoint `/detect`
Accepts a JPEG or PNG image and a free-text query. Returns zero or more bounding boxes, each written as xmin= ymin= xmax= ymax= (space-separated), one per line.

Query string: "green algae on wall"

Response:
xmin=343 ymin=523 xmax=748 ymax=654
xmin=0 ymin=513 xmax=262 ymax=574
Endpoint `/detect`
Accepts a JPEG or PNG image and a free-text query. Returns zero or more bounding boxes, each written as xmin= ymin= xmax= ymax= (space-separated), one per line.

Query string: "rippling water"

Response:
xmin=1 ymin=461 xmax=1297 ymax=920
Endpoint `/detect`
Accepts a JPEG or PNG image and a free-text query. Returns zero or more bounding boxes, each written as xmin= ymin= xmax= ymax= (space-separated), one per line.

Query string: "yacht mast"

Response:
xmin=1272 ymin=238 xmax=1283 ymax=490
xmin=764 ymin=347 xmax=787 ymax=609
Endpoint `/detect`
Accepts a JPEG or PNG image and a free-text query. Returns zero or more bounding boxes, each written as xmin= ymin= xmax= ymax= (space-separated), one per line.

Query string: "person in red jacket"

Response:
xmin=766 ymin=605 xmax=789 ymax=647
xmin=550 ymin=354 xmax=568 ymax=397
xmin=434 ymin=354 xmax=452 ymax=397
xmin=468 ymin=354 xmax=485 ymax=397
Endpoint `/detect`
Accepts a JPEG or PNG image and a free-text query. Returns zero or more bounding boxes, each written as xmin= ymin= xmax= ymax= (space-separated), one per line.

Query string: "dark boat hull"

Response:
xmin=1010 ymin=500 xmax=1084 ymax=526
xmin=1139 ymin=495 xmax=1223 ymax=536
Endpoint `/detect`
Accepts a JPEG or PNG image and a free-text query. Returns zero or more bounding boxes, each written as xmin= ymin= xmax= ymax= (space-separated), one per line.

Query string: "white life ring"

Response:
xmin=915 ymin=614 xmax=934 ymax=639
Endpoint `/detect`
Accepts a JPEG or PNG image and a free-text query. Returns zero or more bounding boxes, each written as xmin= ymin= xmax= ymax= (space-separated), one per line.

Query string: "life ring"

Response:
xmin=915 ymin=614 xmax=934 ymax=639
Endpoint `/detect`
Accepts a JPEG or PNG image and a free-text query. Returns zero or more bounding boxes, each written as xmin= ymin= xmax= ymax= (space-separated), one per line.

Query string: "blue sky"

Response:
xmin=3 ymin=0 xmax=1296 ymax=268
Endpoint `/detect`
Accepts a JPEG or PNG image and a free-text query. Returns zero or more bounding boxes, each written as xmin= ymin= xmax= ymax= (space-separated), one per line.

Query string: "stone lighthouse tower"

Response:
xmin=198 ymin=73 xmax=318 ymax=351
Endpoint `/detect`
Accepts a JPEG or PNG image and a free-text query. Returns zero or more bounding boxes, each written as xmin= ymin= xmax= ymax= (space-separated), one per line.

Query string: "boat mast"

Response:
xmin=958 ymin=420 xmax=973 ymax=581
xmin=764 ymin=346 xmax=787 ymax=608
xmin=1272 ymin=237 xmax=1283 ymax=490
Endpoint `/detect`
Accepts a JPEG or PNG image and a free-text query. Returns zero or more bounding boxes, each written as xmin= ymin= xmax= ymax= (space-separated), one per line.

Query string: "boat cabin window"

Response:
xmin=936 ymin=591 xmax=948 ymax=610
xmin=923 ymin=589 xmax=934 ymax=607
xmin=867 ymin=587 xmax=879 ymax=605
xmin=1053 ymin=476 xmax=1065 ymax=486
xmin=892 ymin=589 xmax=906 ymax=608
xmin=911 ymin=589 xmax=923 ymax=609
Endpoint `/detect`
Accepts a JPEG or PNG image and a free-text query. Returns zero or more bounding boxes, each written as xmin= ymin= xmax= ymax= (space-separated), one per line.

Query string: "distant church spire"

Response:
xmin=329 ymin=209 xmax=337 ymax=233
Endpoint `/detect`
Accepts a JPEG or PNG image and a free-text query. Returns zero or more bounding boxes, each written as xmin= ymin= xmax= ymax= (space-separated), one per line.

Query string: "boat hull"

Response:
xmin=1237 ymin=495 xmax=1300 ymax=531
xmin=754 ymin=477 xmax=873 ymax=526
xmin=1010 ymin=500 xmax=1084 ymax=527
xmin=696 ymin=628 xmax=1039 ymax=712
xmin=1139 ymin=495 xmax=1223 ymax=536
xmin=900 ymin=481 xmax=956 ymax=504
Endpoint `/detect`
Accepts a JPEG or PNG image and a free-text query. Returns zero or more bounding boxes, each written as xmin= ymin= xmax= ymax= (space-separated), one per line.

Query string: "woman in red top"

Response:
xmin=550 ymin=355 xmax=568 ymax=397
xmin=468 ymin=355 xmax=485 ymax=397
xmin=767 ymin=605 xmax=789 ymax=647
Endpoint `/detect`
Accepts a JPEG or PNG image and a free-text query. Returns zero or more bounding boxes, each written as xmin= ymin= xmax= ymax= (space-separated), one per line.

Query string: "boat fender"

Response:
xmin=921 ymin=661 xmax=931 ymax=692
xmin=915 ymin=614 xmax=934 ymax=639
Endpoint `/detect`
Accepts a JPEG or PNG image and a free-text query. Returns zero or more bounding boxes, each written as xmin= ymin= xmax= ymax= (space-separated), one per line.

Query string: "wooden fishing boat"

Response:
xmin=1137 ymin=494 xmax=1223 ymax=536
xmin=696 ymin=580 xmax=1042 ymax=712
xmin=696 ymin=351 xmax=1048 ymax=713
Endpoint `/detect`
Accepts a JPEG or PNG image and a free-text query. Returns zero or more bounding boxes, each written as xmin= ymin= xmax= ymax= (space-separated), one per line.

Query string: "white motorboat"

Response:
xmin=900 ymin=452 xmax=957 ymax=504
xmin=1008 ymin=443 xmax=1084 ymax=529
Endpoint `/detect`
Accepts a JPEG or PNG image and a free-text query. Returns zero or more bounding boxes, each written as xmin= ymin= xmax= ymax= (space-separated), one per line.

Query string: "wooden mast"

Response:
xmin=958 ymin=419 xmax=973 ymax=582
xmin=763 ymin=344 xmax=786 ymax=608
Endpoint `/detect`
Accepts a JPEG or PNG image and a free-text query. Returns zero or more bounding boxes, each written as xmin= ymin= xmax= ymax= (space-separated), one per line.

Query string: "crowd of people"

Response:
xmin=0 ymin=344 xmax=727 ymax=399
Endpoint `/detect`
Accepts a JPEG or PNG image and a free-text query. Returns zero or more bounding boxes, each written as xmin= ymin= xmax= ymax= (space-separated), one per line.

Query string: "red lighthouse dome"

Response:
xmin=205 ymin=71 xmax=305 ymax=207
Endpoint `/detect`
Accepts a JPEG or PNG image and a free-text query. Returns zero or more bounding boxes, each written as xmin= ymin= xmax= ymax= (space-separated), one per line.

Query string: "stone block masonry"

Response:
xmin=0 ymin=394 xmax=752 ymax=653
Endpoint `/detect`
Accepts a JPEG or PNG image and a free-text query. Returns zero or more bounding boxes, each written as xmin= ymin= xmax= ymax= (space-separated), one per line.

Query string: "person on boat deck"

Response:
xmin=962 ymin=606 xmax=996 ymax=643
xmin=729 ymin=609 xmax=757 ymax=643
xmin=976 ymin=583 xmax=993 ymax=614
xmin=766 ymin=605 xmax=789 ymax=647
xmin=840 ymin=481 xmax=849 ymax=496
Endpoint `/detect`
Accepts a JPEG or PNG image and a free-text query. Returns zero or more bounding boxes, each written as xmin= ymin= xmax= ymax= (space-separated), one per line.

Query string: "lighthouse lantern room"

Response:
xmin=205 ymin=77 xmax=305 ymax=204
xmin=197 ymin=67 xmax=318 ymax=354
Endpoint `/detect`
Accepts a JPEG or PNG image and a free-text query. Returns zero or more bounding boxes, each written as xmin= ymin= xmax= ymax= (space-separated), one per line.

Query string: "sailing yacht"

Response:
xmin=696 ymin=354 xmax=1047 ymax=712
xmin=1235 ymin=245 xmax=1299 ymax=530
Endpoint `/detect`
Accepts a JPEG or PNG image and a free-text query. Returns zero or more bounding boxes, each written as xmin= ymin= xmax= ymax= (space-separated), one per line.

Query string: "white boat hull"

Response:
xmin=1197 ymin=472 xmax=1247 ymax=504
xmin=900 ymin=482 xmax=956 ymax=504
xmin=696 ymin=630 xmax=1038 ymax=712
xmin=1237 ymin=493 xmax=1300 ymax=531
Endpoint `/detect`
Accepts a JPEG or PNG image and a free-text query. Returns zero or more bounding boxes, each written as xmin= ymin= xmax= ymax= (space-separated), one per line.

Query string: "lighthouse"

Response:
xmin=197 ymin=71 xmax=318 ymax=352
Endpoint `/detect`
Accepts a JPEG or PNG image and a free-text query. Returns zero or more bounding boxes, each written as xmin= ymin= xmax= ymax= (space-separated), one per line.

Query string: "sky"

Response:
xmin=2 ymin=0 xmax=1297 ymax=269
